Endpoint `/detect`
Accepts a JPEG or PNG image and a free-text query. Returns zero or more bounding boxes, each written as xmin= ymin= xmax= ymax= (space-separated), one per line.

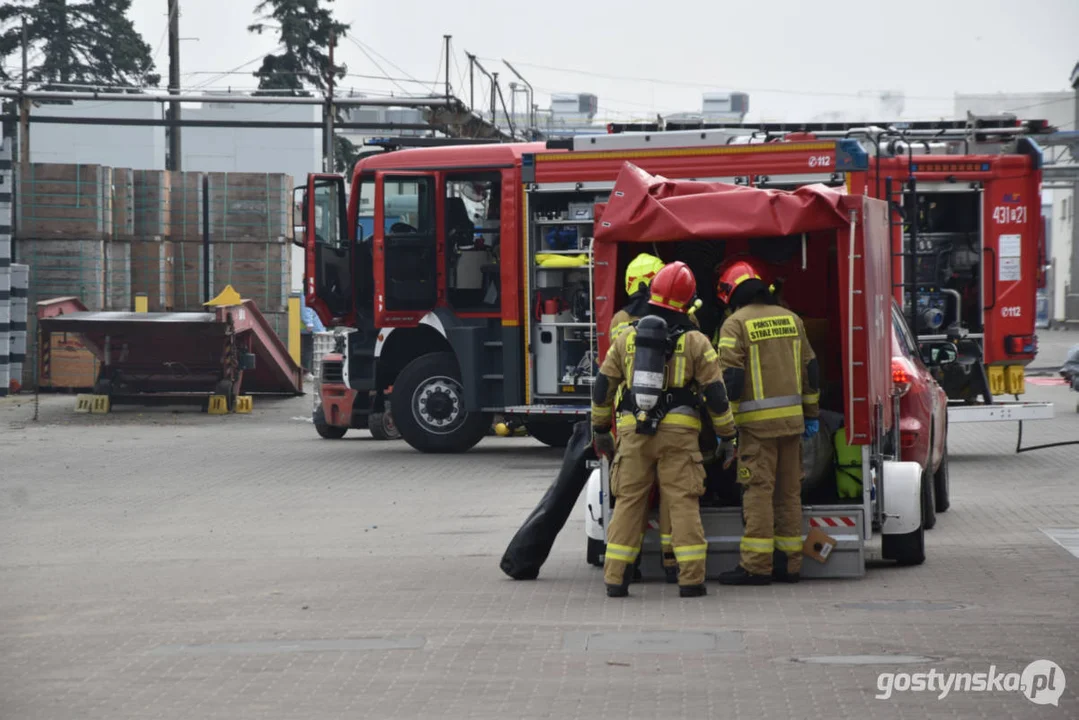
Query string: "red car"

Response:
xmin=891 ymin=302 xmax=953 ymax=530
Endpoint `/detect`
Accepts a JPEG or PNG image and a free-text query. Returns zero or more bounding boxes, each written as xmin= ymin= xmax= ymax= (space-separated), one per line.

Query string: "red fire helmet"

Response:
xmin=648 ymin=261 xmax=697 ymax=312
xmin=715 ymin=258 xmax=767 ymax=306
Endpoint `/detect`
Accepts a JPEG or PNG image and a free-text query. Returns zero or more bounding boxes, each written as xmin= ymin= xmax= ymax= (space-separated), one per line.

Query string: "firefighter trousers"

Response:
xmin=637 ymin=487 xmax=675 ymax=570
xmin=604 ymin=426 xmax=707 ymax=587
xmin=736 ymin=430 xmax=804 ymax=575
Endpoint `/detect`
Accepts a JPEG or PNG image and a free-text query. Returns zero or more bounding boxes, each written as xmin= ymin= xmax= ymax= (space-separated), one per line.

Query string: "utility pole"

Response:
xmin=443 ymin=35 xmax=451 ymax=101
xmin=467 ymin=53 xmax=475 ymax=111
xmin=324 ymin=29 xmax=335 ymax=172
xmin=490 ymin=72 xmax=498 ymax=129
xmin=19 ymin=16 xmax=30 ymax=172
xmin=166 ymin=0 xmax=182 ymax=171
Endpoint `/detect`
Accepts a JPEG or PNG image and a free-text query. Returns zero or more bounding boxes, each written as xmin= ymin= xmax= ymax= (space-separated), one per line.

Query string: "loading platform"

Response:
xmin=37 ymin=293 xmax=302 ymax=409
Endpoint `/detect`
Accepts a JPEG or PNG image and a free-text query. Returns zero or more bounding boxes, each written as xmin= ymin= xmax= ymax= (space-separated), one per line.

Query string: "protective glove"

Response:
xmin=592 ymin=428 xmax=615 ymax=459
xmin=803 ymin=418 xmax=820 ymax=439
xmin=716 ymin=434 xmax=738 ymax=469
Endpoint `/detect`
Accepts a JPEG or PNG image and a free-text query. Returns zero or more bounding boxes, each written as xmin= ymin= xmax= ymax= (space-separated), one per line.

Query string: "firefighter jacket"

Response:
xmin=591 ymin=326 xmax=736 ymax=438
xmin=716 ymin=303 xmax=820 ymax=438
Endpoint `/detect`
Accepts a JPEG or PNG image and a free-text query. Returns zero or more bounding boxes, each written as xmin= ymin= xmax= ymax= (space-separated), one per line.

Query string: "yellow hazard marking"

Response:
xmin=208 ymin=395 xmax=229 ymax=415
xmin=745 ymin=315 xmax=798 ymax=342
xmin=235 ymin=396 xmax=253 ymax=414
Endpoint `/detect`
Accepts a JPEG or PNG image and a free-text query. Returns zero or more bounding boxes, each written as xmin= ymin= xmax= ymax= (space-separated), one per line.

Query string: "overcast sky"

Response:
xmin=126 ymin=0 xmax=1077 ymax=123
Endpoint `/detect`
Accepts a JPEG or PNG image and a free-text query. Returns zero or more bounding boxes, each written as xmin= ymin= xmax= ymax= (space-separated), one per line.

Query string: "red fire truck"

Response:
xmin=302 ymin=119 xmax=1053 ymax=453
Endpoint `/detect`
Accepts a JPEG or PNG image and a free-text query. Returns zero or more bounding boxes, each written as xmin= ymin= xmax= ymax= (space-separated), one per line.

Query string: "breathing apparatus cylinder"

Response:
xmin=631 ymin=315 xmax=669 ymax=434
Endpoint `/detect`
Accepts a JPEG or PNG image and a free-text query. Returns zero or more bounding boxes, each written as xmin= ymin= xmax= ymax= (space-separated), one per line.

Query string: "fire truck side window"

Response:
xmin=383 ymin=176 xmax=437 ymax=311
xmin=445 ymin=173 xmax=501 ymax=310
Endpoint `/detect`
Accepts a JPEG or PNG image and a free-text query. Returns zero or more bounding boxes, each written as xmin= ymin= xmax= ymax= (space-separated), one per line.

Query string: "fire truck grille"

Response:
xmin=321 ymin=360 xmax=344 ymax=384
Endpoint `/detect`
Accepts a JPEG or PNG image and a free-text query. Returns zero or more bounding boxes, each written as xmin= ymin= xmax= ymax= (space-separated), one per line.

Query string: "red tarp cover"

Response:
xmin=594 ymin=162 xmax=852 ymax=243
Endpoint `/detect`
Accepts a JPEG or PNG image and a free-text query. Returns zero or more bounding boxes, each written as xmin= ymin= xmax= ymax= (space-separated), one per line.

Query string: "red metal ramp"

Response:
xmin=38 ymin=297 xmax=302 ymax=404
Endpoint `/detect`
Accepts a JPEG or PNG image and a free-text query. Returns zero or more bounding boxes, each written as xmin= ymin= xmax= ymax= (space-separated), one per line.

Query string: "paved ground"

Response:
xmin=1 ymin=382 xmax=1078 ymax=720
xmin=1031 ymin=327 xmax=1079 ymax=373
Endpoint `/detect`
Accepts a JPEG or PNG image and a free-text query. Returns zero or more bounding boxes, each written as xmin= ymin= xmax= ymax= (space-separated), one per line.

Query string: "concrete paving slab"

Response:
xmin=1 ymin=384 xmax=1077 ymax=719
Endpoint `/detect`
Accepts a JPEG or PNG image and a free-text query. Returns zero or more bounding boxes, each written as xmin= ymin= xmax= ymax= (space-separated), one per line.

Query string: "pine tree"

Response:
xmin=248 ymin=0 xmax=348 ymax=95
xmin=0 ymin=0 xmax=159 ymax=89
xmin=249 ymin=0 xmax=356 ymax=172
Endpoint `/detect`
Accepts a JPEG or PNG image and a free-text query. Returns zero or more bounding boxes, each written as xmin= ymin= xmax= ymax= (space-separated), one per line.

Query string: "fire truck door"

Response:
xmin=373 ymin=171 xmax=439 ymax=326
xmin=304 ymin=174 xmax=350 ymax=322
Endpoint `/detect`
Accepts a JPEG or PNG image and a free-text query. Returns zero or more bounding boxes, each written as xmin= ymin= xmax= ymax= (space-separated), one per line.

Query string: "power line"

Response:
xmin=343 ymin=34 xmax=411 ymax=96
xmin=347 ymin=34 xmax=437 ymax=95
xmin=188 ymin=50 xmax=279 ymax=91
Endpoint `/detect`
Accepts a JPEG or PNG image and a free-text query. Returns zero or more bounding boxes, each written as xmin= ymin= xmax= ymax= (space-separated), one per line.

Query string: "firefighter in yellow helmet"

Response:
xmin=713 ymin=258 xmax=820 ymax=585
xmin=592 ymin=261 xmax=737 ymax=598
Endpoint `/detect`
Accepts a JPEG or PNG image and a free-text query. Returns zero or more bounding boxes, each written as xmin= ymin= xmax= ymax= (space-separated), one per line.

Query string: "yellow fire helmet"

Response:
xmin=625 ymin=253 xmax=666 ymax=295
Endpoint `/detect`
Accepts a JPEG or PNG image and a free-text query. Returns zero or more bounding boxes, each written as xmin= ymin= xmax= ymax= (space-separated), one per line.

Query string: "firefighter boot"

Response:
xmin=606 ymin=565 xmax=633 ymax=597
xmin=718 ymin=564 xmax=772 ymax=586
xmin=772 ymin=550 xmax=801 ymax=584
xmin=679 ymin=583 xmax=707 ymax=597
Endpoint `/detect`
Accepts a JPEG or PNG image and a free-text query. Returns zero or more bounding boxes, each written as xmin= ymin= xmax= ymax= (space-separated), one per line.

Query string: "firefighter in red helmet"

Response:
xmin=591 ymin=261 xmax=737 ymax=598
xmin=713 ymin=258 xmax=820 ymax=585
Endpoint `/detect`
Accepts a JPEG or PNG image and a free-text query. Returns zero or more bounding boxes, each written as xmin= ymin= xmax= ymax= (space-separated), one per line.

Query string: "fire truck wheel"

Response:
xmin=587 ymin=537 xmax=605 ymax=567
xmin=391 ymin=352 xmax=490 ymax=453
xmin=313 ymin=406 xmax=348 ymax=440
xmin=368 ymin=410 xmax=401 ymax=441
xmin=525 ymin=421 xmax=574 ymax=448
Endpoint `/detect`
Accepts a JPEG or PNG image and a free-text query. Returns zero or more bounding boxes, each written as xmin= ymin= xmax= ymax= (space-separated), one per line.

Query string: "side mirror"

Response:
xmin=293 ymin=187 xmax=307 ymax=248
xmin=921 ymin=342 xmax=958 ymax=367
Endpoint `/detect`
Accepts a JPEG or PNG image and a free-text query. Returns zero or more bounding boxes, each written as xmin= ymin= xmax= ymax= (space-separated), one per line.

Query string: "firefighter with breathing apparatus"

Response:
xmin=607 ymin=253 xmax=699 ymax=583
xmin=591 ymin=261 xmax=737 ymax=598
xmin=713 ymin=258 xmax=820 ymax=585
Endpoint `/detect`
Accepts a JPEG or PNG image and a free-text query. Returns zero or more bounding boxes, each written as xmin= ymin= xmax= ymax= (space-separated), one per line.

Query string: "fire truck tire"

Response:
xmin=368 ymin=410 xmax=401 ymax=441
xmin=391 ymin=352 xmax=491 ymax=453
xmin=587 ymin=537 xmax=605 ymax=567
xmin=525 ymin=421 xmax=574 ymax=448
xmin=313 ymin=406 xmax=348 ymax=440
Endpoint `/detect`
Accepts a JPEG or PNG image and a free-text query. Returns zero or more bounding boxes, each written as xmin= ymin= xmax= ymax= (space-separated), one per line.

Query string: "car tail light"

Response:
xmin=1005 ymin=334 xmax=1037 ymax=355
xmin=892 ymin=358 xmax=915 ymax=396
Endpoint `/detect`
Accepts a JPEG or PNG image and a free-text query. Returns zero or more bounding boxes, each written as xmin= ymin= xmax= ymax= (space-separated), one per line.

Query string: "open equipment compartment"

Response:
xmin=525 ymin=189 xmax=608 ymax=402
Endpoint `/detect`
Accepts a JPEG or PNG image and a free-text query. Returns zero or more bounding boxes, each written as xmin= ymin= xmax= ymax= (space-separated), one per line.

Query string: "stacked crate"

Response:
xmin=169 ymin=170 xmax=205 ymax=309
xmin=171 ymin=173 xmax=293 ymax=331
xmin=131 ymin=170 xmax=174 ymax=310
xmin=106 ymin=168 xmax=134 ymax=310
xmin=16 ymin=163 xmax=112 ymax=310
